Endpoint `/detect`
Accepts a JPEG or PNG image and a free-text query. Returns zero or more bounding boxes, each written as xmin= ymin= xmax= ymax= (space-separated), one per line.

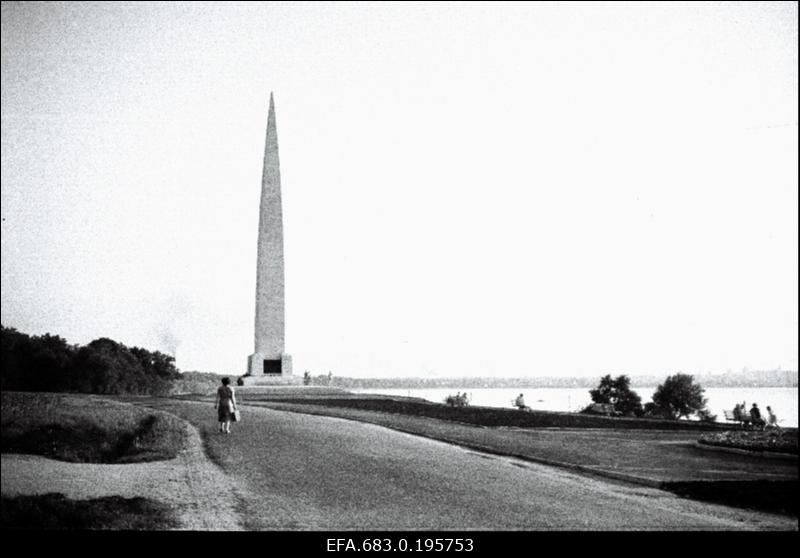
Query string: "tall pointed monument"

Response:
xmin=245 ymin=92 xmax=294 ymax=381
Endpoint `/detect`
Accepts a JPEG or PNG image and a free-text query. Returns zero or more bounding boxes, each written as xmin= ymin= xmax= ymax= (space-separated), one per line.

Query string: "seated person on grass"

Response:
xmin=737 ymin=402 xmax=752 ymax=428
xmin=749 ymin=403 xmax=766 ymax=430
xmin=514 ymin=393 xmax=531 ymax=411
xmin=734 ymin=404 xmax=750 ymax=427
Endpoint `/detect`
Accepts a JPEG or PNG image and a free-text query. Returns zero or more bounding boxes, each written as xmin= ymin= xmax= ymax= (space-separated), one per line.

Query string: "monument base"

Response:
xmin=241 ymin=353 xmax=303 ymax=386
xmin=236 ymin=384 xmax=349 ymax=396
xmin=239 ymin=374 xmax=303 ymax=386
xmin=247 ymin=352 xmax=293 ymax=376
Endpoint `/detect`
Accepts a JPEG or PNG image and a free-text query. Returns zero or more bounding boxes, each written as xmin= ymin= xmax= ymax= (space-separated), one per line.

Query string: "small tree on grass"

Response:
xmin=651 ymin=373 xmax=708 ymax=419
xmin=697 ymin=409 xmax=717 ymax=423
xmin=589 ymin=374 xmax=643 ymax=416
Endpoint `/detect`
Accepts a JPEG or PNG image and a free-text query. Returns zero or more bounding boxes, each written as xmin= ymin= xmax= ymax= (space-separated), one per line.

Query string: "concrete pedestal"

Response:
xmin=239 ymin=373 xmax=302 ymax=386
xmin=245 ymin=352 xmax=294 ymax=382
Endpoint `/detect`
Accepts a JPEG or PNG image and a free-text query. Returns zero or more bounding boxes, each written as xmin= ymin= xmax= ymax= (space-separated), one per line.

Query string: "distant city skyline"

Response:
xmin=2 ymin=2 xmax=797 ymax=378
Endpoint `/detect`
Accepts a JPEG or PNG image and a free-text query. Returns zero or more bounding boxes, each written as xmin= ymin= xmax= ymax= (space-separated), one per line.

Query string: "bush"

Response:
xmin=697 ymin=409 xmax=717 ymax=423
xmin=642 ymin=402 xmax=662 ymax=418
xmin=171 ymin=371 xmax=227 ymax=395
xmin=580 ymin=402 xmax=620 ymax=416
xmin=652 ymin=373 xmax=708 ymax=419
xmin=589 ymin=374 xmax=643 ymax=416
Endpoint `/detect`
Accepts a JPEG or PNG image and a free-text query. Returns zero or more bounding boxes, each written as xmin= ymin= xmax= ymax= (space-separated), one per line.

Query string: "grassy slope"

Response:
xmin=1 ymin=391 xmax=187 ymax=463
xmin=256 ymin=396 xmax=734 ymax=430
xmin=1 ymin=391 xmax=190 ymax=529
xmin=1 ymin=493 xmax=180 ymax=530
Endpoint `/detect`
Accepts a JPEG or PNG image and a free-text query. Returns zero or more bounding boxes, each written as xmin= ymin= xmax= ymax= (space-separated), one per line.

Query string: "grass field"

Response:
xmin=1 ymin=391 xmax=187 ymax=463
xmin=247 ymin=395 xmax=734 ymax=431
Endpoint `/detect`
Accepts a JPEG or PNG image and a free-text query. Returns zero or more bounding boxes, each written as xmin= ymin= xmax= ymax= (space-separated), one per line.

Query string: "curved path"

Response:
xmin=135 ymin=399 xmax=795 ymax=530
xmin=1 ymin=419 xmax=243 ymax=530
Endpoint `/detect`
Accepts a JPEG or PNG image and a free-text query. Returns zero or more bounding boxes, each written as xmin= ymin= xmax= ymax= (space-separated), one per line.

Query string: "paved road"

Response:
xmin=137 ymin=399 xmax=796 ymax=530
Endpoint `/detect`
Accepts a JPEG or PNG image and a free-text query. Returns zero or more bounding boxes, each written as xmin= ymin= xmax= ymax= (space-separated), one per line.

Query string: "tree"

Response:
xmin=1 ymin=325 xmax=182 ymax=396
xmin=589 ymin=374 xmax=643 ymax=416
xmin=642 ymin=402 xmax=666 ymax=418
xmin=651 ymin=373 xmax=708 ymax=419
xmin=1 ymin=326 xmax=77 ymax=392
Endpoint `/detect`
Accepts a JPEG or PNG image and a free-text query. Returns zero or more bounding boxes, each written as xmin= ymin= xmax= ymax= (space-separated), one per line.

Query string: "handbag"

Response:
xmin=232 ymin=408 xmax=241 ymax=422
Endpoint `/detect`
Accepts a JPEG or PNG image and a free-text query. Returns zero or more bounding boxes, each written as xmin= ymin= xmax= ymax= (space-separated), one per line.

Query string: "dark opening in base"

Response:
xmin=263 ymin=359 xmax=282 ymax=375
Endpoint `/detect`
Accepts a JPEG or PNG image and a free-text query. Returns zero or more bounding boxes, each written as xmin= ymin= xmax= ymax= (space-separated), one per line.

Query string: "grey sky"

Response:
xmin=1 ymin=1 xmax=797 ymax=378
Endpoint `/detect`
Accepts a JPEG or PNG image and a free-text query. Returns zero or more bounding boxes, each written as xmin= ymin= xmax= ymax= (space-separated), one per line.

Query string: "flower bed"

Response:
xmin=698 ymin=429 xmax=798 ymax=455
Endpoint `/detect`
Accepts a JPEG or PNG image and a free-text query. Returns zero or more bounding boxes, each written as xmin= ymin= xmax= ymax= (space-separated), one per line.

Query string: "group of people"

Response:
xmin=733 ymin=401 xmax=781 ymax=432
xmin=445 ymin=392 xmax=470 ymax=407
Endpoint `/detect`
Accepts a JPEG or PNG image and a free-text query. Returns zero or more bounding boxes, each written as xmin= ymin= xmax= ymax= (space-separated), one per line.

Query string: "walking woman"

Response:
xmin=215 ymin=377 xmax=238 ymax=434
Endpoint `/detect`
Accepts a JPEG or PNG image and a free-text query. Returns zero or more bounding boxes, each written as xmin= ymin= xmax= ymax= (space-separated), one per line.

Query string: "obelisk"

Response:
xmin=246 ymin=92 xmax=293 ymax=379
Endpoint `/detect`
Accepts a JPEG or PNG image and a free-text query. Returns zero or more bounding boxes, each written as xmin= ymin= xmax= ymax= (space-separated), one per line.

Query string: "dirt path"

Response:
xmin=1 ymin=419 xmax=244 ymax=530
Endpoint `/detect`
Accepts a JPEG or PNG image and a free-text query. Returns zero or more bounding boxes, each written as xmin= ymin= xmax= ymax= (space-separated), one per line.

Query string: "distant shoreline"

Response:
xmin=324 ymin=373 xmax=798 ymax=390
xmin=182 ymin=371 xmax=798 ymax=389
